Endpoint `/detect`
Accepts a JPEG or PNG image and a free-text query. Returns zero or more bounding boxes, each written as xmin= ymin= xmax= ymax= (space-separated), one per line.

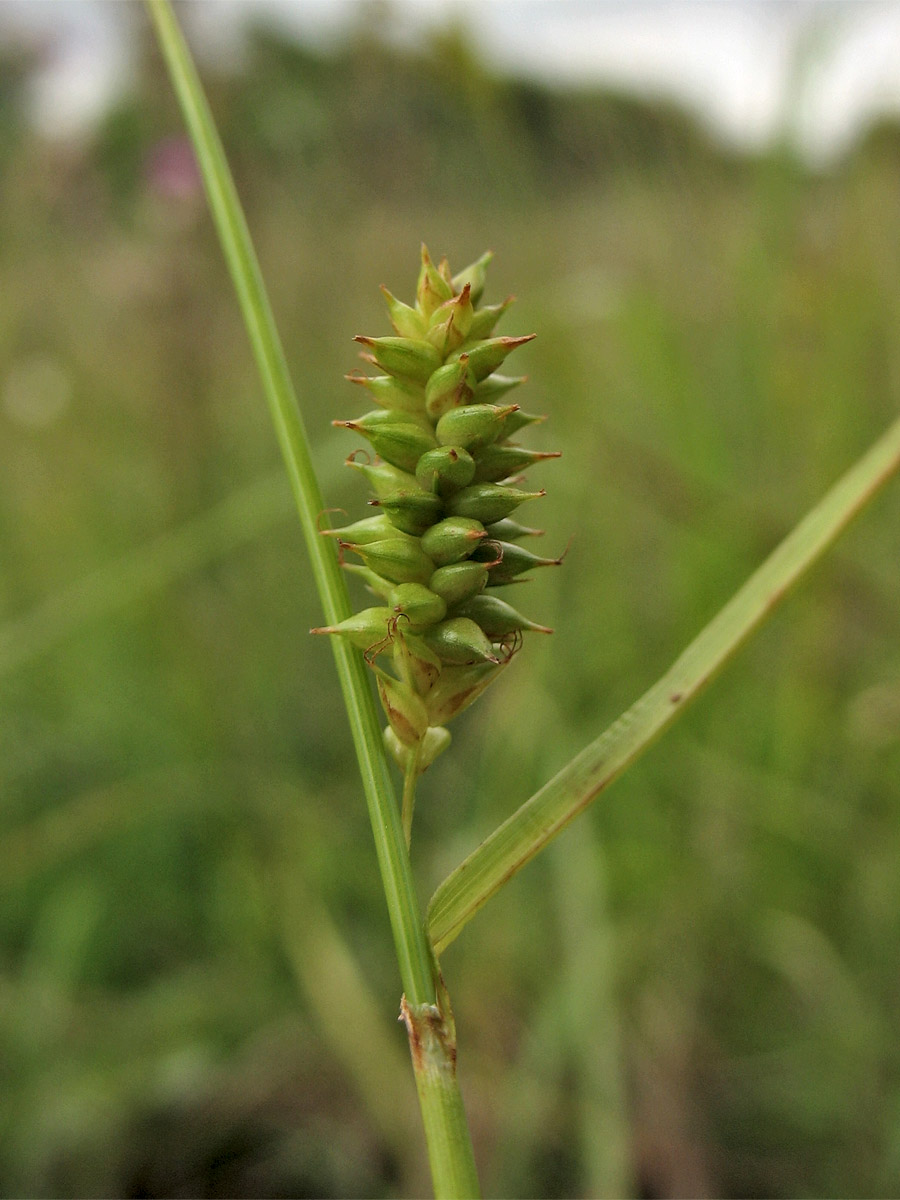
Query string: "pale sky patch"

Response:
xmin=2 ymin=1 xmax=900 ymax=163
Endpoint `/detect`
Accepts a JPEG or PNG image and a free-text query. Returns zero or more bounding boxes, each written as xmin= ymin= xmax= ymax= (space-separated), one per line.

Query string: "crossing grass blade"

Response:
xmin=427 ymin=413 xmax=900 ymax=954
xmin=0 ymin=472 xmax=290 ymax=676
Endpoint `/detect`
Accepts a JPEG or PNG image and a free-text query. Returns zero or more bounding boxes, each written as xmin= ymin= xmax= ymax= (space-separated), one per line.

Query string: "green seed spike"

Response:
xmin=435 ymin=403 xmax=520 ymax=451
xmin=429 ymin=560 xmax=489 ymax=607
xmin=335 ymin=249 xmax=559 ymax=810
xmin=353 ymin=335 xmax=442 ymax=385
xmin=342 ymin=537 xmax=435 ymax=585
xmin=477 ymin=540 xmax=564 ymax=583
xmin=320 ymin=512 xmax=405 ymax=546
xmin=384 ymin=724 xmax=451 ymax=774
xmin=345 ymin=371 xmax=426 ymax=415
xmin=422 ymin=617 xmax=501 ymax=666
xmin=416 ymin=244 xmax=454 ymax=318
xmin=420 ymin=516 xmax=487 ymax=566
xmin=451 ymin=250 xmax=493 ymax=305
xmin=334 ymin=410 xmax=438 ymax=474
xmin=388 ymin=582 xmax=448 ymax=629
xmin=451 ymin=334 xmax=535 ymax=382
xmin=485 ymin=517 xmax=545 ymax=541
xmin=426 ymin=284 xmax=474 ymax=355
xmin=472 ymin=444 xmax=562 ymax=483
xmin=380 ymin=286 xmax=427 ymax=339
xmin=345 ymin=454 xmax=418 ymax=500
xmin=370 ymin=487 xmax=444 ymax=536
xmin=447 ymin=482 xmax=545 ymax=525
xmin=310 ymin=606 xmax=393 ymax=651
xmin=465 ymin=295 xmax=514 ymax=342
xmin=424 ymin=659 xmax=508 ymax=726
xmin=375 ymin=667 xmax=431 ymax=746
xmin=424 ymin=356 xmax=475 ymax=420
xmin=454 ymin=593 xmax=553 ymax=637
xmin=415 ymin=446 xmax=476 ymax=495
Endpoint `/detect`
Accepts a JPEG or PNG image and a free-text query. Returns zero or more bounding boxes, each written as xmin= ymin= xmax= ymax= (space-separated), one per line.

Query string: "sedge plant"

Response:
xmin=147 ymin=3 xmax=900 ymax=1194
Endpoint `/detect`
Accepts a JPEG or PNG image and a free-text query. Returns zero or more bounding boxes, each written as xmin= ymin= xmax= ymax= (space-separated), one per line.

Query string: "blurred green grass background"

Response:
xmin=2 ymin=12 xmax=900 ymax=1198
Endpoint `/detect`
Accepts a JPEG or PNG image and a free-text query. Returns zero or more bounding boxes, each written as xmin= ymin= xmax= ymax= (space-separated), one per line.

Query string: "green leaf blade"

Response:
xmin=428 ymin=414 xmax=900 ymax=954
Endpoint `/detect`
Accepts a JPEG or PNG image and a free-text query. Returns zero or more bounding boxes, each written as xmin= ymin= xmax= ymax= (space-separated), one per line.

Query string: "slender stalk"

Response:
xmin=144 ymin=3 xmax=478 ymax=1193
xmin=402 ymin=744 xmax=423 ymax=848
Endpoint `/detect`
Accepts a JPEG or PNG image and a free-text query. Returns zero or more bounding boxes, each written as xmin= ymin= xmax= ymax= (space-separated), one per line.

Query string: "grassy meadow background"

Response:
xmin=2 ymin=11 xmax=900 ymax=1197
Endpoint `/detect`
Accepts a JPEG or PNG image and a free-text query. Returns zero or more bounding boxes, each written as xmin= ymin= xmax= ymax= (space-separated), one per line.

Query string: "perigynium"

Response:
xmin=312 ymin=247 xmax=561 ymax=841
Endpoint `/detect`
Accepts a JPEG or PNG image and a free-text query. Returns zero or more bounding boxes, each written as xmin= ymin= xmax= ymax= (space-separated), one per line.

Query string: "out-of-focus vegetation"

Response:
xmin=2 ymin=10 xmax=900 ymax=1198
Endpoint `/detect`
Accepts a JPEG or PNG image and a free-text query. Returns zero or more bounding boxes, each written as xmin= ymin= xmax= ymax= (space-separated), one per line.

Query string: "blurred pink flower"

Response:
xmin=146 ymin=136 xmax=202 ymax=201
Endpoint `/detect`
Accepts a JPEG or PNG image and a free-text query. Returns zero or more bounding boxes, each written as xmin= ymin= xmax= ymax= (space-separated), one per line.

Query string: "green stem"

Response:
xmin=402 ymin=995 xmax=478 ymax=1197
xmin=402 ymin=742 xmax=423 ymax=848
xmin=144 ymin=3 xmax=478 ymax=1194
